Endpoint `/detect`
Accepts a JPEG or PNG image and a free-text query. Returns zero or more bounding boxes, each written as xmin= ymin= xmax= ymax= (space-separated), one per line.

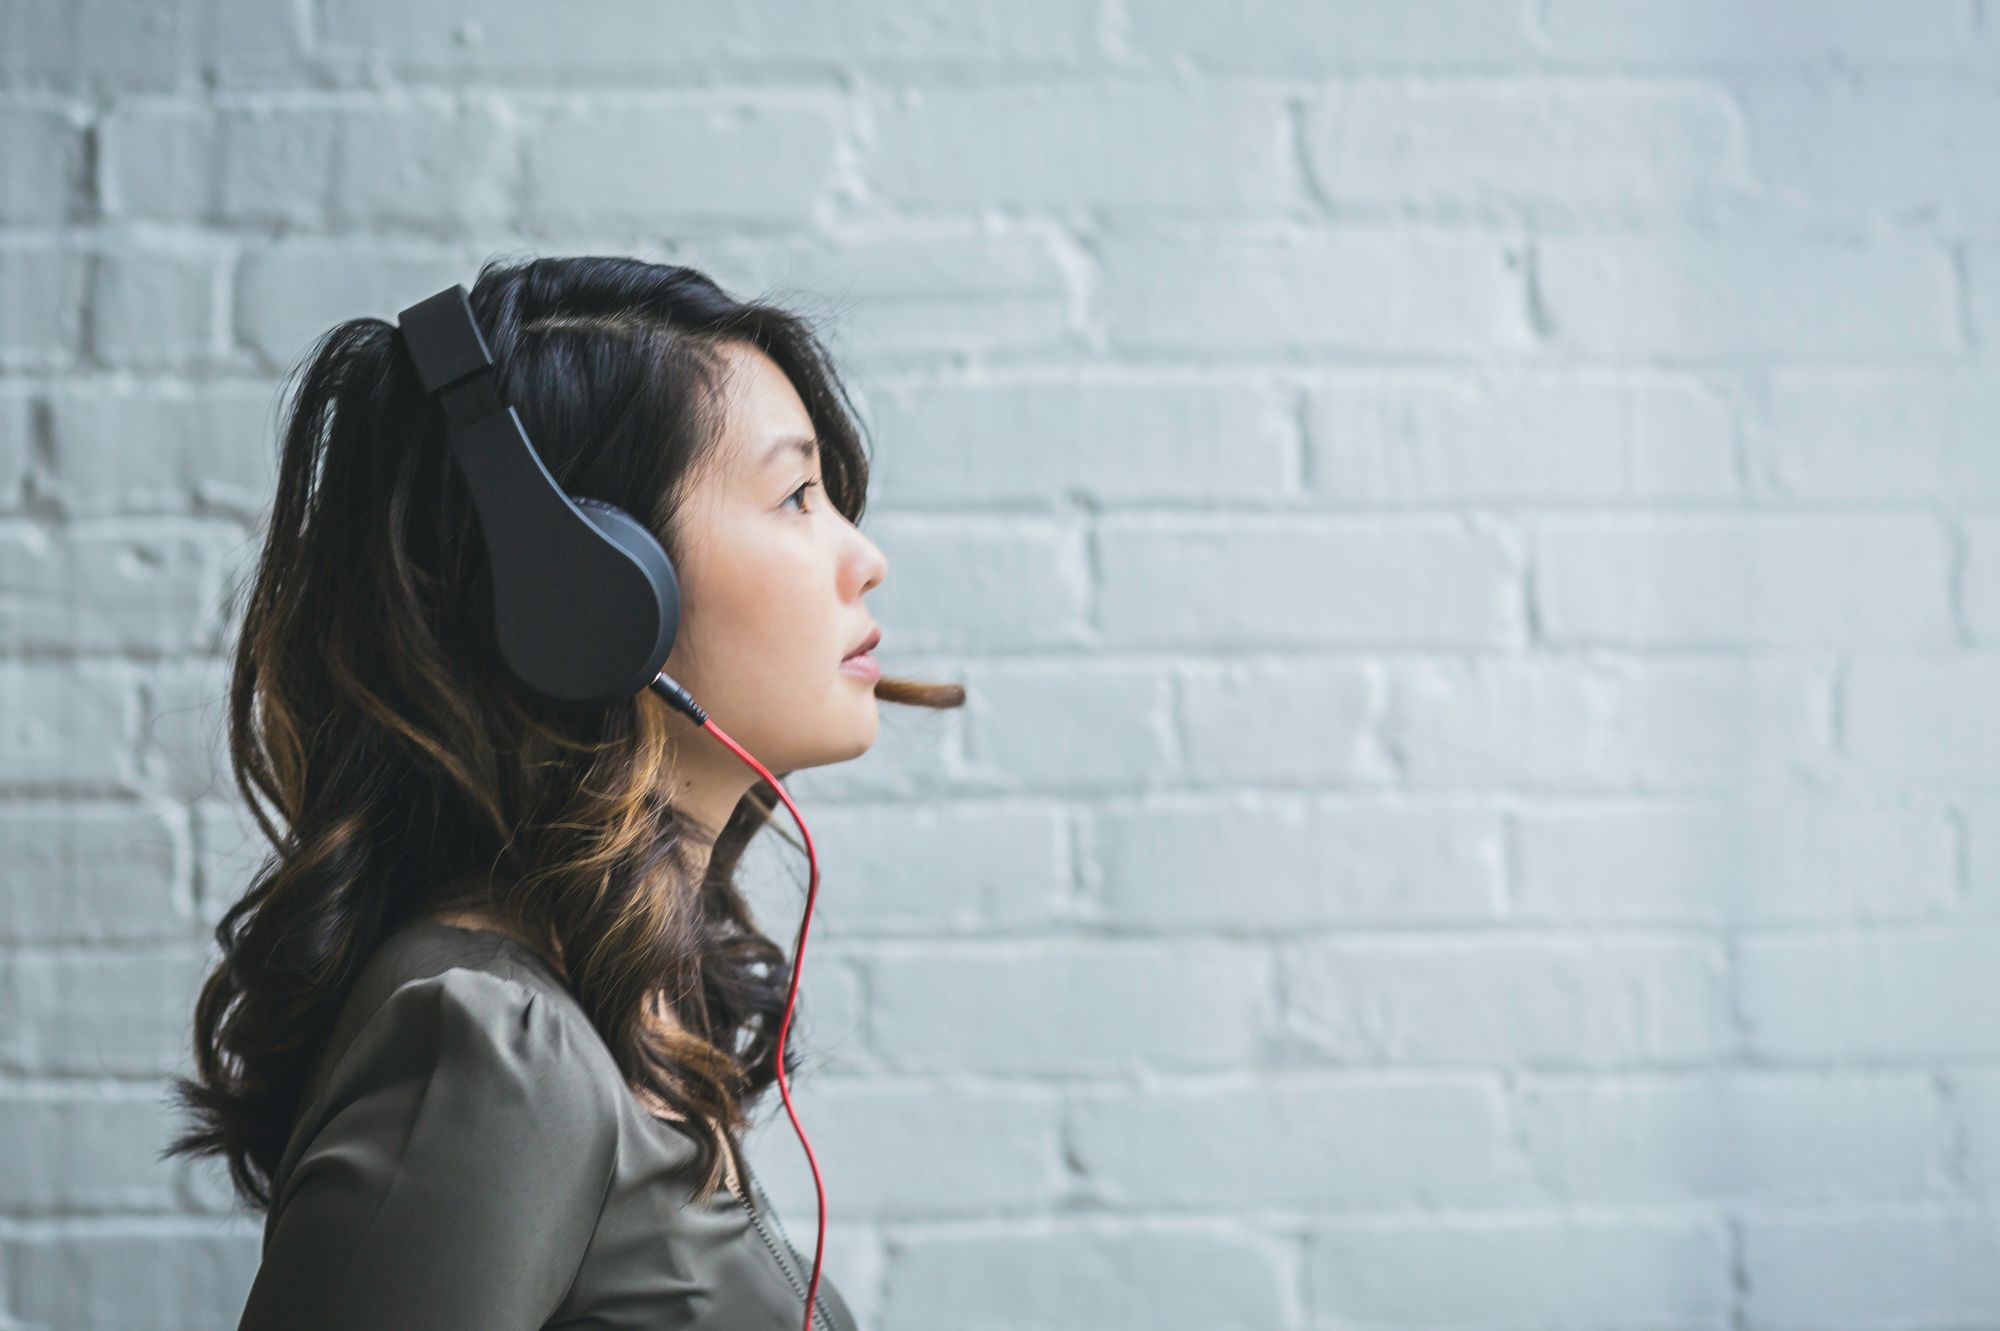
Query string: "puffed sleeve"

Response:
xmin=236 ymin=967 xmax=619 ymax=1331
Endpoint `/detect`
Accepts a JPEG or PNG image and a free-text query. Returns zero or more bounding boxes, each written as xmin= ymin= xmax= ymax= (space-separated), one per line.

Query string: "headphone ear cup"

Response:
xmin=464 ymin=497 xmax=679 ymax=706
xmin=569 ymin=495 xmax=683 ymax=667
xmin=479 ymin=482 xmax=679 ymax=702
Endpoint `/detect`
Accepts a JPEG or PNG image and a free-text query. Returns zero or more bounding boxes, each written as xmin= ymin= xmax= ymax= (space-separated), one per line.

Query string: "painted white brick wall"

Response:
xmin=3 ymin=2 xmax=1996 ymax=1328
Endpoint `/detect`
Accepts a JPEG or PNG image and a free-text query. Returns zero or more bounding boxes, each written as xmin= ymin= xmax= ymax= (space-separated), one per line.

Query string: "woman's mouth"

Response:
xmin=841 ymin=626 xmax=882 ymax=680
xmin=840 ymin=650 xmax=881 ymax=681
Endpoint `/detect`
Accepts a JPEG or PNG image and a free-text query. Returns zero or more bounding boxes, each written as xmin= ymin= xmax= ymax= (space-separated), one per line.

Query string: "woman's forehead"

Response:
xmin=715 ymin=343 xmax=816 ymax=475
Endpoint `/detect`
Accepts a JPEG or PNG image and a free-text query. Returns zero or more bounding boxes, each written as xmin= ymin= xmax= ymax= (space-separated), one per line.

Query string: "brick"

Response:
xmin=957 ymin=662 xmax=1175 ymax=793
xmin=1306 ymin=1212 xmax=1729 ymax=1326
xmin=1536 ymin=235 xmax=1957 ymax=357
xmin=865 ymin=378 xmax=1295 ymax=508
xmin=1956 ymin=796 xmax=2000 ymax=918
xmin=43 ymin=380 xmax=281 ymax=516
xmin=0 ymin=520 xmax=238 ymax=654
xmin=1540 ymin=0 xmax=1974 ymax=68
xmin=869 ymin=85 xmax=1295 ymax=218
xmin=1968 ymin=243 xmax=2000 ymax=343
xmin=774 ymin=802 xmax=1069 ymax=934
xmin=334 ymin=100 xmax=514 ymax=230
xmin=0 ymin=801 xmax=194 ymax=943
xmin=0 ymin=390 xmax=31 ymax=512
xmin=1743 ymin=371 xmax=2000 ymax=502
xmin=1069 ymin=1072 xmax=1533 ymax=1208
xmin=1097 ymin=518 xmax=1519 ymax=649
xmin=135 ymin=657 xmax=235 ymax=803
xmin=1743 ymin=1209 xmax=2000 ymax=1327
xmin=233 ymin=242 xmax=478 ymax=371
xmin=675 ymin=232 xmax=1079 ymax=366
xmin=0 ymin=1086 xmax=188 ymax=1211
xmin=1388 ymin=657 xmax=1836 ymax=791
xmin=864 ymin=940 xmax=1271 ymax=1074
xmin=1739 ymin=79 xmax=2000 ymax=225
xmin=89 ymin=246 xmax=226 ymax=369
xmin=98 ymin=102 xmax=212 ymax=221
xmin=743 ymin=1081 xmax=1063 ymax=1220
xmin=217 ymin=105 xmax=334 ymax=228
xmin=1092 ymin=796 xmax=1503 ymax=929
xmin=1124 ymin=0 xmax=1539 ymax=73
xmin=1964 ymin=514 xmax=2000 ymax=641
xmin=522 ymin=100 xmax=839 ymax=232
xmin=1845 ymin=657 xmax=2000 ymax=781
xmin=1511 ymin=797 xmax=1957 ymax=924
xmin=1307 ymin=372 xmax=1736 ymax=505
xmin=2 ymin=1224 xmax=259 ymax=1331
xmin=1100 ymin=232 xmax=1533 ymax=357
xmin=1739 ymin=931 xmax=2000 ymax=1062
xmin=0 ymin=104 xmax=85 ymax=224
xmin=321 ymin=0 xmax=1097 ymax=74
xmin=1516 ymin=1071 xmax=1949 ymax=1203
xmin=1175 ymin=659 xmax=1390 ymax=786
xmin=0 ymin=243 xmax=87 ymax=365
xmin=882 ymin=1225 xmax=1286 ymax=1331
xmin=856 ymin=516 xmax=1087 ymax=651
xmin=207 ymin=0 xmax=316 ymax=89
xmin=1280 ymin=936 xmax=1730 ymax=1066
xmin=0 ymin=944 xmax=212 ymax=1076
xmin=0 ymin=0 xmax=204 ymax=92
xmin=209 ymin=97 xmax=499 ymax=234
xmin=0 ymin=660 xmax=139 ymax=790
xmin=1533 ymin=514 xmax=1955 ymax=647
xmin=1302 ymin=82 xmax=1752 ymax=224
xmin=1945 ymin=1072 xmax=2000 ymax=1195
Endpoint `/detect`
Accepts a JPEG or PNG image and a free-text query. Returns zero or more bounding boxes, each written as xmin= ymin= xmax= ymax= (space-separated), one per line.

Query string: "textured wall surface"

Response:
xmin=4 ymin=1 xmax=1999 ymax=1328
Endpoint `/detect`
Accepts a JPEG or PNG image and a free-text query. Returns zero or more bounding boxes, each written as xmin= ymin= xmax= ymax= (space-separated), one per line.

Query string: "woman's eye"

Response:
xmin=785 ymin=479 xmax=821 ymax=512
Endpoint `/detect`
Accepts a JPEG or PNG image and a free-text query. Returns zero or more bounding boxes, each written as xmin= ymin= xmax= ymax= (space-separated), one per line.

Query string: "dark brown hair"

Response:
xmin=162 ymin=253 xmax=965 ymax=1211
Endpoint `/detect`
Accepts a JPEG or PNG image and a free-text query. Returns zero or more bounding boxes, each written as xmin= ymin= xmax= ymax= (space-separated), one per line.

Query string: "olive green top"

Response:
xmin=236 ymin=917 xmax=861 ymax=1331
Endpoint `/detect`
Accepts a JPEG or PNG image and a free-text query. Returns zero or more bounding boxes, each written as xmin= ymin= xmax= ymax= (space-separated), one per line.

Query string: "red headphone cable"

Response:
xmin=650 ymin=672 xmax=829 ymax=1331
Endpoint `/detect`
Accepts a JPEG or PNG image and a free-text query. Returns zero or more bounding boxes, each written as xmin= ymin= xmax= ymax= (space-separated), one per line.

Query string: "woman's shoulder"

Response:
xmin=273 ymin=918 xmax=628 ymax=1202
xmin=361 ymin=913 xmax=570 ymax=999
xmin=247 ymin=920 xmax=632 ymax=1324
xmin=336 ymin=911 xmax=608 ymax=1079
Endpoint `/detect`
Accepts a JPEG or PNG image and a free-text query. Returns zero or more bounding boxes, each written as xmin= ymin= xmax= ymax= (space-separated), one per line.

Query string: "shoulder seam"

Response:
xmin=346 ymin=954 xmax=543 ymax=1043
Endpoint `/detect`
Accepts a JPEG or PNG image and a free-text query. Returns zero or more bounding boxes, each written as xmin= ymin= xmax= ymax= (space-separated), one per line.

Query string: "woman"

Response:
xmin=163 ymin=254 xmax=965 ymax=1329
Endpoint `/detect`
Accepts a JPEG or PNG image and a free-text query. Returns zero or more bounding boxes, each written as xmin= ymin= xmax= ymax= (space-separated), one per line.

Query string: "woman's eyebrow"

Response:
xmin=762 ymin=434 xmax=819 ymax=467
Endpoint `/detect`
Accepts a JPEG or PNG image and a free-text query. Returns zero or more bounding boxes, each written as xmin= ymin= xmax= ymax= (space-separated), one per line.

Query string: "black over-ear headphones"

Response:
xmin=394 ymin=282 xmax=706 ymax=721
xmin=394 ymin=282 xmax=835 ymax=1331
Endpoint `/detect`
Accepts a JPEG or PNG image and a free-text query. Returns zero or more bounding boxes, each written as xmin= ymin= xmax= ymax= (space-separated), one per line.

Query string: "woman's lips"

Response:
xmin=840 ymin=651 xmax=881 ymax=681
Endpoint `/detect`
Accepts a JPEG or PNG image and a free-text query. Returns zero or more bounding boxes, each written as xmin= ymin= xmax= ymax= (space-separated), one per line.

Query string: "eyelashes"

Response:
xmin=784 ymin=478 xmax=821 ymax=512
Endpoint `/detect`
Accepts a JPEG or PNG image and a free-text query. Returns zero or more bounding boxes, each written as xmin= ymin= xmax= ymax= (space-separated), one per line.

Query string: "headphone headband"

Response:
xmin=395 ymin=284 xmax=506 ymax=434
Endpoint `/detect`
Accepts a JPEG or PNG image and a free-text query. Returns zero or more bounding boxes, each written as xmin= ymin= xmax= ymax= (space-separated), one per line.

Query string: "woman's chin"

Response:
xmin=839 ymin=701 xmax=879 ymax=758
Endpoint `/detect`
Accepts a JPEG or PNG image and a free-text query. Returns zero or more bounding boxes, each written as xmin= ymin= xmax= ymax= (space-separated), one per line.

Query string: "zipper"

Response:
xmin=734 ymin=1153 xmax=836 ymax=1331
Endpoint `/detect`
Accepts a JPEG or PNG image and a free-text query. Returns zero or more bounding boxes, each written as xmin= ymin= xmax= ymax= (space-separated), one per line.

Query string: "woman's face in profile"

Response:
xmin=660 ymin=339 xmax=889 ymax=775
